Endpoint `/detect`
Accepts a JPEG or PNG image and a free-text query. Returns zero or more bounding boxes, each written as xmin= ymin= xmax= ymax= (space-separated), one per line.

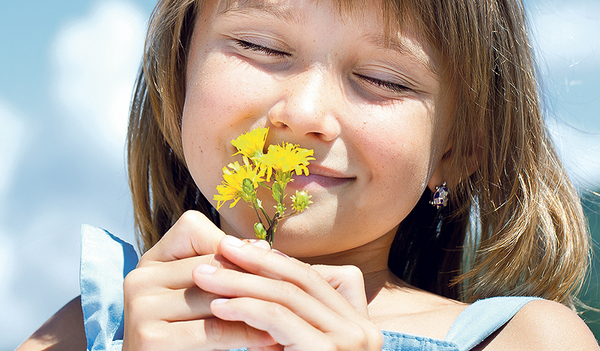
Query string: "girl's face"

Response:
xmin=182 ymin=0 xmax=453 ymax=258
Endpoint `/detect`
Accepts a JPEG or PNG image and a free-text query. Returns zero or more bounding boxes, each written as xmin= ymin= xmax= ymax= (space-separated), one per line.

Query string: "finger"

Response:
xmin=128 ymin=253 xmax=238 ymax=291
xmin=125 ymin=286 xmax=215 ymax=322
xmin=193 ymin=263 xmax=349 ymax=332
xmin=150 ymin=286 xmax=218 ymax=321
xmin=125 ymin=317 xmax=276 ymax=351
xmin=212 ymin=298 xmax=383 ymax=351
xmin=124 ymin=272 xmax=214 ymax=323
xmin=217 ymin=236 xmax=364 ymax=321
xmin=210 ymin=298 xmax=331 ymax=350
xmin=141 ymin=210 xmax=226 ymax=264
xmin=247 ymin=346 xmax=284 ymax=351
xmin=124 ymin=255 xmax=237 ymax=322
xmin=311 ymin=265 xmax=369 ymax=318
xmin=188 ymin=318 xmax=277 ymax=351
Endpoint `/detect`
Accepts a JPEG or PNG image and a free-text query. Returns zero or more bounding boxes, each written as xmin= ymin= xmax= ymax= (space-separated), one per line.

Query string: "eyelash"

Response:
xmin=354 ymin=73 xmax=409 ymax=94
xmin=234 ymin=39 xmax=290 ymax=57
xmin=234 ymin=40 xmax=409 ymax=95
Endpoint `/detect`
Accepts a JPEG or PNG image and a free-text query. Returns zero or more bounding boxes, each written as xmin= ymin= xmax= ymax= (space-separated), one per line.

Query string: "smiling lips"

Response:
xmin=289 ymin=165 xmax=355 ymax=190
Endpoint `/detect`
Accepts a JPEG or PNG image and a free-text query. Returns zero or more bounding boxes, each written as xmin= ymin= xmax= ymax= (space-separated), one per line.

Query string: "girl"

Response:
xmin=19 ymin=0 xmax=599 ymax=350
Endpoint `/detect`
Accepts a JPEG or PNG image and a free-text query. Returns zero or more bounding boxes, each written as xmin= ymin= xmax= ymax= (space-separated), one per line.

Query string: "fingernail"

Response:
xmin=196 ymin=264 xmax=217 ymax=274
xmin=212 ymin=298 xmax=229 ymax=305
xmin=226 ymin=235 xmax=244 ymax=247
xmin=250 ymin=240 xmax=270 ymax=250
xmin=272 ymin=249 xmax=290 ymax=258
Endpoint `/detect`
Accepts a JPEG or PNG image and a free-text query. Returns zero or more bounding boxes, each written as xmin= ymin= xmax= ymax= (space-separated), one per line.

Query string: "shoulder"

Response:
xmin=16 ymin=296 xmax=87 ymax=351
xmin=370 ymin=285 xmax=468 ymax=340
xmin=484 ymin=299 xmax=599 ymax=350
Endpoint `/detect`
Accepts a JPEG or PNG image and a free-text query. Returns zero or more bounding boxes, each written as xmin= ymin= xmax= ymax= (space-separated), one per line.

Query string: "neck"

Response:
xmin=299 ymin=226 xmax=403 ymax=302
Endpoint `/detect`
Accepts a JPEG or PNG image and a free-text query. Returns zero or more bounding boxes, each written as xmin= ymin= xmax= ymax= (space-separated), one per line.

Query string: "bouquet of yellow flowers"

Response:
xmin=214 ymin=127 xmax=314 ymax=247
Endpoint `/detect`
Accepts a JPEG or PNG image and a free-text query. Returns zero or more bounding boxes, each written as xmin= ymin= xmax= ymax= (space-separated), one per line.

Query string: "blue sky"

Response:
xmin=0 ymin=0 xmax=599 ymax=349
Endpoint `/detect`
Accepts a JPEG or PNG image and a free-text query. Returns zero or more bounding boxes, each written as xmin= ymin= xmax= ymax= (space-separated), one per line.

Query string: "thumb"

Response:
xmin=142 ymin=210 xmax=226 ymax=263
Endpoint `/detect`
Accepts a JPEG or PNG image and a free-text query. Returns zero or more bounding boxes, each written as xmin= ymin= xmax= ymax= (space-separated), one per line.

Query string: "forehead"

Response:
xmin=215 ymin=0 xmax=420 ymax=39
xmin=211 ymin=0 xmax=439 ymax=74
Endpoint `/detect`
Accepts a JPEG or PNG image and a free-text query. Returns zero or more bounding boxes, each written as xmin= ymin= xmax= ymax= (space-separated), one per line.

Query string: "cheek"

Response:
xmin=355 ymin=106 xmax=437 ymax=206
xmin=181 ymin=64 xmax=235 ymax=200
xmin=180 ymin=54 xmax=276 ymax=213
xmin=181 ymin=106 xmax=222 ymax=204
xmin=362 ymin=112 xmax=435 ymax=173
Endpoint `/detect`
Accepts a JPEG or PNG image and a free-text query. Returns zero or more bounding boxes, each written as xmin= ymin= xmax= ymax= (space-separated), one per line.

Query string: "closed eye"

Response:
xmin=354 ymin=73 xmax=410 ymax=94
xmin=234 ymin=39 xmax=291 ymax=57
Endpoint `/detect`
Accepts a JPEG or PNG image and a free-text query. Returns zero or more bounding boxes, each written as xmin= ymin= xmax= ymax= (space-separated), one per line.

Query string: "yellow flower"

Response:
xmin=214 ymin=128 xmax=315 ymax=245
xmin=213 ymin=159 xmax=264 ymax=210
xmin=231 ymin=127 xmax=269 ymax=161
xmin=261 ymin=143 xmax=315 ymax=182
xmin=291 ymin=191 xmax=312 ymax=212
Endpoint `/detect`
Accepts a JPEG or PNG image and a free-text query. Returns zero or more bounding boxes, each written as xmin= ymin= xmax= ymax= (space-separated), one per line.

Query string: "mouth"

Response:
xmin=288 ymin=165 xmax=355 ymax=190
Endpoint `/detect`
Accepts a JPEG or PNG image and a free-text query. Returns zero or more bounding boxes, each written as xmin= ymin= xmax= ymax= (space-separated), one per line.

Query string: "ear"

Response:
xmin=428 ymin=142 xmax=481 ymax=192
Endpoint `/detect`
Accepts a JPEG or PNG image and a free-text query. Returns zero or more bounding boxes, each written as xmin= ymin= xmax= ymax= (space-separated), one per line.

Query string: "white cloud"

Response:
xmin=0 ymin=3 xmax=146 ymax=347
xmin=547 ymin=118 xmax=600 ymax=190
xmin=0 ymin=98 xmax=24 ymax=294
xmin=529 ymin=2 xmax=600 ymax=68
xmin=51 ymin=0 xmax=146 ymax=154
xmin=528 ymin=2 xmax=600 ymax=188
xmin=0 ymin=99 xmax=26 ymax=198
xmin=0 ymin=99 xmax=26 ymax=346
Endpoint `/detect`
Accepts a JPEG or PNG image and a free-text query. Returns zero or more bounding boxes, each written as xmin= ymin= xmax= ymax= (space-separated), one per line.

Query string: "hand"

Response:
xmin=122 ymin=211 xmax=276 ymax=351
xmin=193 ymin=235 xmax=384 ymax=351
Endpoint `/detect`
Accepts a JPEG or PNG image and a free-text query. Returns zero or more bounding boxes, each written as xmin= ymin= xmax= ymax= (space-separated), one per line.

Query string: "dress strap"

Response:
xmin=80 ymin=225 xmax=139 ymax=351
xmin=444 ymin=296 xmax=539 ymax=351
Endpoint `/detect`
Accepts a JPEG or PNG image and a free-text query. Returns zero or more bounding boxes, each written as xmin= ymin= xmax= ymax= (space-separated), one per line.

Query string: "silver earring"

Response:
xmin=430 ymin=182 xmax=449 ymax=209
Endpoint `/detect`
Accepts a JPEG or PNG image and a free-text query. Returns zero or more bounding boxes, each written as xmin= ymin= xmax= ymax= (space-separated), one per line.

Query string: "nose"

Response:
xmin=268 ymin=65 xmax=342 ymax=142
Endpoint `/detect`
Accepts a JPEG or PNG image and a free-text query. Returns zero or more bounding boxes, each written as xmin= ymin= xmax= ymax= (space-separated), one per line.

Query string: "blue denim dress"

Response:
xmin=80 ymin=225 xmax=538 ymax=351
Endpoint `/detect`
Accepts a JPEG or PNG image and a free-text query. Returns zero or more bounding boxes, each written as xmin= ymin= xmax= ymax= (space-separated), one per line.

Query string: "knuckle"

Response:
xmin=340 ymin=265 xmax=364 ymax=284
xmin=177 ymin=210 xmax=202 ymax=228
xmin=137 ymin=251 xmax=153 ymax=267
xmin=290 ymin=265 xmax=329 ymax=294
xmin=334 ymin=322 xmax=383 ymax=351
xmin=264 ymin=302 xmax=290 ymax=320
xmin=125 ymin=264 xmax=157 ymax=285
xmin=349 ymin=325 xmax=368 ymax=345
xmin=275 ymin=280 xmax=303 ymax=297
xmin=129 ymin=322 xmax=164 ymax=351
xmin=123 ymin=268 xmax=147 ymax=297
xmin=342 ymin=264 xmax=363 ymax=278
xmin=303 ymin=265 xmax=326 ymax=285
xmin=204 ymin=318 xmax=226 ymax=344
xmin=320 ymin=339 xmax=336 ymax=351
xmin=341 ymin=322 xmax=383 ymax=351
xmin=368 ymin=326 xmax=384 ymax=350
xmin=124 ymin=293 xmax=153 ymax=318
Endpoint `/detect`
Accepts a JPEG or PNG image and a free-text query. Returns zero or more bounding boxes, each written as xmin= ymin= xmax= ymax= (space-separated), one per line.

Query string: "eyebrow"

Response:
xmin=363 ymin=32 xmax=438 ymax=76
xmin=218 ymin=1 xmax=306 ymax=25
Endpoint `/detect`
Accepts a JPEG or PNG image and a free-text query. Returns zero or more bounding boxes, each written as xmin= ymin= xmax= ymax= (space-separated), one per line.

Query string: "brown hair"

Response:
xmin=127 ymin=0 xmax=590 ymax=307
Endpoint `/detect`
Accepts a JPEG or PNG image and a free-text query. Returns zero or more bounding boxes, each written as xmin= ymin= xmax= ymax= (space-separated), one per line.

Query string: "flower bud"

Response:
xmin=241 ymin=178 xmax=256 ymax=202
xmin=272 ymin=182 xmax=284 ymax=202
xmin=254 ymin=222 xmax=267 ymax=240
xmin=291 ymin=191 xmax=312 ymax=212
xmin=275 ymin=203 xmax=286 ymax=215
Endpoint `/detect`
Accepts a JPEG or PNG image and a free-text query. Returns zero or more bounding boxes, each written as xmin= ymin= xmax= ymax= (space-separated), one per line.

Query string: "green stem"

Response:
xmin=260 ymin=206 xmax=273 ymax=227
xmin=252 ymin=198 xmax=273 ymax=227
xmin=265 ymin=213 xmax=280 ymax=248
xmin=277 ymin=210 xmax=297 ymax=221
xmin=252 ymin=205 xmax=264 ymax=227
